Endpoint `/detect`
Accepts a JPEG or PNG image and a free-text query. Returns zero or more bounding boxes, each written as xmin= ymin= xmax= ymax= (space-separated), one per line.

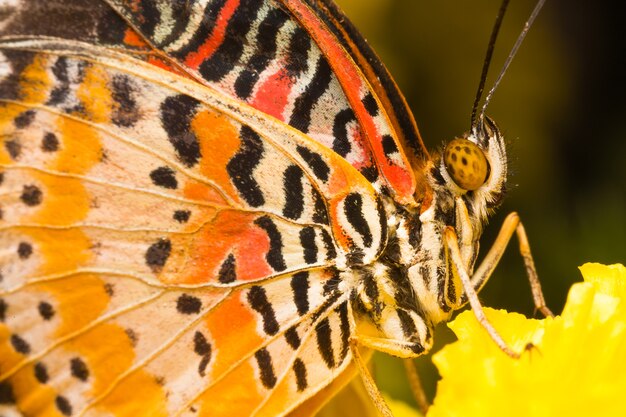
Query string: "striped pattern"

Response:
xmin=0 ymin=1 xmax=514 ymax=416
xmin=0 ymin=32 xmax=379 ymax=416
xmin=0 ymin=0 xmax=417 ymax=203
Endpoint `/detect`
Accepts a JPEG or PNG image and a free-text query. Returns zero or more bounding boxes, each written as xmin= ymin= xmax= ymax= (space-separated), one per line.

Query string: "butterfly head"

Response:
xmin=438 ymin=115 xmax=508 ymax=220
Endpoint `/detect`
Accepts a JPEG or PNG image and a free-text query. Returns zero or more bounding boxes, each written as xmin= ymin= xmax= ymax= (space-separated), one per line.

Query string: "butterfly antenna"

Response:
xmin=470 ymin=0 xmax=511 ymax=129
xmin=475 ymin=0 xmax=547 ymax=128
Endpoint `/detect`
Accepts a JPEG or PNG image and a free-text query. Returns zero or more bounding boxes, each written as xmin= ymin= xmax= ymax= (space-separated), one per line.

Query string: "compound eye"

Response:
xmin=443 ymin=138 xmax=489 ymax=190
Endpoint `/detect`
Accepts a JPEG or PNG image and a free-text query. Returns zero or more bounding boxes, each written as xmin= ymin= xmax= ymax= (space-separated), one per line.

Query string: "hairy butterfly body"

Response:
xmin=0 ymin=1 xmax=546 ymax=416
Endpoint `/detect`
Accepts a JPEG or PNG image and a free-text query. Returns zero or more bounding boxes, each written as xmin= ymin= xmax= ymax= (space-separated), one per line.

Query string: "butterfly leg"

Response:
xmin=347 ymin=306 xmax=394 ymax=417
xmin=349 ymin=339 xmax=393 ymax=417
xmin=444 ymin=226 xmax=520 ymax=358
xmin=468 ymin=212 xmax=554 ymax=318
xmin=403 ymin=358 xmax=430 ymax=415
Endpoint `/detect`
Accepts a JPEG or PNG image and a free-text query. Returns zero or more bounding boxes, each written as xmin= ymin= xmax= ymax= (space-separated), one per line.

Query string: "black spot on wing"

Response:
xmin=226 ymin=125 xmax=265 ymax=207
xmin=343 ymin=193 xmax=373 ymax=248
xmin=234 ymin=7 xmax=288 ymax=99
xmin=255 ymin=348 xmax=277 ymax=389
xmin=34 ymin=362 xmax=49 ymax=384
xmin=382 ymin=134 xmax=399 ymax=156
xmin=283 ymin=165 xmax=304 ymax=220
xmin=110 ymin=74 xmax=140 ymax=128
xmin=176 ymin=294 xmax=202 ymax=315
xmin=193 ymin=331 xmax=212 ymax=377
xmin=296 ymin=146 xmax=330 ymax=183
xmin=247 ymin=286 xmax=279 ymax=336
xmin=198 ymin=356 xmax=210 ymax=378
xmin=315 ymin=318 xmax=334 ymax=368
xmin=70 ymin=357 xmax=89 ymax=382
xmin=285 ymin=326 xmax=301 ymax=350
xmin=299 ymin=227 xmax=317 ymax=264
xmin=160 ymin=95 xmax=202 ymax=167
xmin=20 ymin=184 xmax=42 ymax=206
xmin=198 ymin=0 xmax=263 ymax=82
xmin=218 ymin=253 xmax=237 ymax=284
xmin=289 ymin=57 xmax=332 ymax=133
xmin=253 ymin=216 xmax=286 ymax=272
xmin=125 ymin=328 xmax=138 ymax=347
xmin=150 ymin=166 xmax=178 ymax=189
xmin=14 ymin=109 xmax=35 ymax=128
xmin=4 ymin=139 xmax=21 ymax=160
xmin=42 ymin=132 xmax=59 ymax=152
xmin=293 ymin=358 xmax=308 ymax=391
xmin=38 ymin=301 xmax=54 ymax=320
xmin=332 ymin=108 xmax=356 ymax=158
xmin=362 ymin=92 xmax=379 ymax=116
xmin=0 ymin=381 xmax=15 ymax=404
xmin=104 ymin=283 xmax=115 ymax=297
xmin=360 ymin=165 xmax=379 ymax=183
xmin=173 ymin=210 xmax=191 ymax=223
xmin=17 ymin=242 xmax=32 ymax=259
xmin=55 ymin=395 xmax=72 ymax=416
xmin=0 ymin=299 xmax=6 ymax=322
xmin=290 ymin=271 xmax=309 ymax=316
xmin=193 ymin=331 xmax=212 ymax=356
xmin=145 ymin=238 xmax=171 ymax=273
xmin=10 ymin=334 xmax=30 ymax=354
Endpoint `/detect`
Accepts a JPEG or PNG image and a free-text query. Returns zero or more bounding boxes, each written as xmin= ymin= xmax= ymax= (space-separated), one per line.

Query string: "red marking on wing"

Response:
xmin=165 ymin=211 xmax=272 ymax=285
xmin=123 ymin=28 xmax=148 ymax=48
xmin=184 ymin=0 xmax=241 ymax=69
xmin=252 ymin=68 xmax=295 ymax=120
xmin=282 ymin=0 xmax=416 ymax=204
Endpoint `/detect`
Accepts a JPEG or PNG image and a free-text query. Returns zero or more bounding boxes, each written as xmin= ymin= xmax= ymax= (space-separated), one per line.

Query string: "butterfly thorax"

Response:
xmin=350 ymin=117 xmax=508 ymax=358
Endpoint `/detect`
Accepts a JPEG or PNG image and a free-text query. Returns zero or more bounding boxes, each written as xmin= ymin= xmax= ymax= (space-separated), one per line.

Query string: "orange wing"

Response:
xmin=0 ymin=38 xmax=382 ymax=416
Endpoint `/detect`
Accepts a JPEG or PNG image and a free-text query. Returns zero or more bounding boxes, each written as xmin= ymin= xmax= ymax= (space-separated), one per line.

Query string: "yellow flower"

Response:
xmin=428 ymin=263 xmax=626 ymax=417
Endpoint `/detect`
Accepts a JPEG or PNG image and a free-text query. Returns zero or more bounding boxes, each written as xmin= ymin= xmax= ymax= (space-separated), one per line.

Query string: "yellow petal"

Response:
xmin=428 ymin=263 xmax=626 ymax=417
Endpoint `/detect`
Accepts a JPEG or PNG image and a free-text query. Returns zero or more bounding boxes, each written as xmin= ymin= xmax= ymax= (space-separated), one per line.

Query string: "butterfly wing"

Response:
xmin=0 ymin=1 xmax=424 ymax=415
xmin=0 ymin=38 xmax=382 ymax=416
xmin=0 ymin=0 xmax=419 ymax=204
xmin=297 ymin=0 xmax=430 ymax=176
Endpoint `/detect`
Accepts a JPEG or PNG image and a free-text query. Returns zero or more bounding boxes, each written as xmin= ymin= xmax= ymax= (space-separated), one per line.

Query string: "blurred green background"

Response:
xmin=325 ymin=0 xmax=626 ymax=411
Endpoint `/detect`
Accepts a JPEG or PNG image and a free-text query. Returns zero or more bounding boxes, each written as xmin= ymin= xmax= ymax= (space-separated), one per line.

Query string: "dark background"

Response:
xmin=333 ymin=0 xmax=626 ymax=407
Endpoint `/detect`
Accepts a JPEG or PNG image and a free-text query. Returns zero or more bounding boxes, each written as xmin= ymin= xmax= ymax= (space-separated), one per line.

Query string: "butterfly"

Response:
xmin=0 ymin=0 xmax=551 ymax=416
